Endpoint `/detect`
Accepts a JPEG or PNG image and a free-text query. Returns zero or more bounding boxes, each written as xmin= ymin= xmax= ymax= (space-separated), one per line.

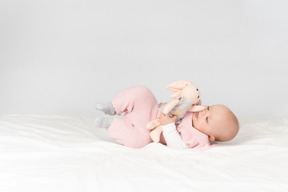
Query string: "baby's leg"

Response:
xmin=94 ymin=116 xmax=114 ymax=128
xmin=108 ymin=117 xmax=152 ymax=148
xmin=95 ymin=103 xmax=116 ymax=115
xmin=107 ymin=86 xmax=160 ymax=148
xmin=112 ymin=86 xmax=159 ymax=123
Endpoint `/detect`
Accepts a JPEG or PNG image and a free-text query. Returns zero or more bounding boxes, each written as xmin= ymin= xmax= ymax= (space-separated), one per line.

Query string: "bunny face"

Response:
xmin=181 ymin=84 xmax=201 ymax=104
xmin=166 ymin=80 xmax=201 ymax=104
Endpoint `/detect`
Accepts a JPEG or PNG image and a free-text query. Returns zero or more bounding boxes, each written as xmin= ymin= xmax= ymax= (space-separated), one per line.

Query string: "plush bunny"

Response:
xmin=146 ymin=80 xmax=205 ymax=143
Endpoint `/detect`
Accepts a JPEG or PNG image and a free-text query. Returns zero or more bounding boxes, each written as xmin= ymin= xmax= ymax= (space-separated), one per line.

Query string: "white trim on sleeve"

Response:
xmin=162 ymin=123 xmax=187 ymax=149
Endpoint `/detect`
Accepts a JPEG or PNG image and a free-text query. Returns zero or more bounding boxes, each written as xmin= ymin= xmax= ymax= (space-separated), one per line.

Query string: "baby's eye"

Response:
xmin=206 ymin=117 xmax=209 ymax=123
xmin=207 ymin=106 xmax=210 ymax=111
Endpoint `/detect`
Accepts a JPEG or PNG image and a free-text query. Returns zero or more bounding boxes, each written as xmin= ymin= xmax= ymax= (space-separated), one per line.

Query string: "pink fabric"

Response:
xmin=177 ymin=112 xmax=211 ymax=150
xmin=108 ymin=86 xmax=163 ymax=148
xmin=108 ymin=86 xmax=210 ymax=149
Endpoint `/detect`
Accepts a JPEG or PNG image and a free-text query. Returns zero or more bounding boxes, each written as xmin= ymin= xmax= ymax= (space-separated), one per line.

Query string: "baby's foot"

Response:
xmin=94 ymin=116 xmax=114 ymax=128
xmin=95 ymin=102 xmax=116 ymax=115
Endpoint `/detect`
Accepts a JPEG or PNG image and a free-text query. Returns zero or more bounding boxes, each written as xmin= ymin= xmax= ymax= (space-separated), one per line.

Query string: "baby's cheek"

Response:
xmin=192 ymin=118 xmax=197 ymax=127
xmin=193 ymin=120 xmax=204 ymax=130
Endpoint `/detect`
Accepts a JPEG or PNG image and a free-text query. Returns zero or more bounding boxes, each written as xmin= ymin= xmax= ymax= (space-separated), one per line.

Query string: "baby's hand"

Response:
xmin=158 ymin=113 xmax=177 ymax=125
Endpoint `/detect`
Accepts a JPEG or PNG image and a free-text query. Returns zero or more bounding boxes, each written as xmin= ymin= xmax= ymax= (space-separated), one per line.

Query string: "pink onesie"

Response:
xmin=108 ymin=86 xmax=211 ymax=149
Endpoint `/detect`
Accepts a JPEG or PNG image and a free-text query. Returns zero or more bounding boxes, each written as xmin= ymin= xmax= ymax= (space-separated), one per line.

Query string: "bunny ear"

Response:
xmin=170 ymin=91 xmax=181 ymax=97
xmin=166 ymin=80 xmax=192 ymax=91
xmin=188 ymin=105 xmax=206 ymax=112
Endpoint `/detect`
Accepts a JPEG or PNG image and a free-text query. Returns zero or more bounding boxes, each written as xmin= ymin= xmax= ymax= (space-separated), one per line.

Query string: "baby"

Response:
xmin=94 ymin=86 xmax=239 ymax=150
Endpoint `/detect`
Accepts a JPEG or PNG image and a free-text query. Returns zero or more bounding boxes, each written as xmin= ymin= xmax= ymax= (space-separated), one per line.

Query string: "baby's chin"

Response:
xmin=192 ymin=112 xmax=199 ymax=122
xmin=192 ymin=112 xmax=198 ymax=127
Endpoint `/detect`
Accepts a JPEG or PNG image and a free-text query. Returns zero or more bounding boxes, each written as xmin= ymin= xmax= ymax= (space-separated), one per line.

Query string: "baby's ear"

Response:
xmin=188 ymin=105 xmax=206 ymax=112
xmin=208 ymin=135 xmax=215 ymax=141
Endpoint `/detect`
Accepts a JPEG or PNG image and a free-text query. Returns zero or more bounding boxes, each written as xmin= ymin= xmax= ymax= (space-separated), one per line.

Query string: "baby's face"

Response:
xmin=192 ymin=104 xmax=233 ymax=141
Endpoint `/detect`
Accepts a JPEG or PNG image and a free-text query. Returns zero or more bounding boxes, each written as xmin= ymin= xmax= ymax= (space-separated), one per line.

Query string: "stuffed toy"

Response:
xmin=146 ymin=80 xmax=205 ymax=142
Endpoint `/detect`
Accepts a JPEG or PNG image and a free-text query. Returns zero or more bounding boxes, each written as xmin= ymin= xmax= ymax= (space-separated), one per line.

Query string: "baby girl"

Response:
xmin=94 ymin=84 xmax=239 ymax=150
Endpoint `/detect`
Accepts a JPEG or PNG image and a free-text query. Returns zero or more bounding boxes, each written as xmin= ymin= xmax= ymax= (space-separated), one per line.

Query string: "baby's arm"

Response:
xmin=162 ymin=124 xmax=187 ymax=149
xmin=158 ymin=114 xmax=187 ymax=149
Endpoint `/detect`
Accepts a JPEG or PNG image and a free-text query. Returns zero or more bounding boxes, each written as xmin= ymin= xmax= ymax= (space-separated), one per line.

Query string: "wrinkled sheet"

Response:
xmin=0 ymin=114 xmax=288 ymax=192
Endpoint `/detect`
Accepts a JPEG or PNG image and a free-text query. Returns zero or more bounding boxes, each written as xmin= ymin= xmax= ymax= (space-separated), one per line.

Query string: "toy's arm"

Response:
xmin=149 ymin=113 xmax=177 ymax=143
xmin=188 ymin=105 xmax=206 ymax=112
xmin=162 ymin=99 xmax=180 ymax=114
xmin=149 ymin=126 xmax=163 ymax=142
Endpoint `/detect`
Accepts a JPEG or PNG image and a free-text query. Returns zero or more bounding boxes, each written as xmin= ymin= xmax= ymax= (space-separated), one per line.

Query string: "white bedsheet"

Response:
xmin=0 ymin=114 xmax=288 ymax=192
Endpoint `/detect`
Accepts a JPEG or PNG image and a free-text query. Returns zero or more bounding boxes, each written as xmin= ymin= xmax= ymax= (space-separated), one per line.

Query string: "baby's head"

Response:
xmin=192 ymin=104 xmax=239 ymax=142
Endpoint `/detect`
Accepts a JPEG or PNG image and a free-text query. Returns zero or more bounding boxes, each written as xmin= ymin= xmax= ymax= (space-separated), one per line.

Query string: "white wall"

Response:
xmin=0 ymin=0 xmax=287 ymax=118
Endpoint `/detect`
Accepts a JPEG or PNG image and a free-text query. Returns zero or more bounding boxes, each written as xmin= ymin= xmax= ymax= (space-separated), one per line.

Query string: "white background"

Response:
xmin=0 ymin=0 xmax=287 ymax=118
